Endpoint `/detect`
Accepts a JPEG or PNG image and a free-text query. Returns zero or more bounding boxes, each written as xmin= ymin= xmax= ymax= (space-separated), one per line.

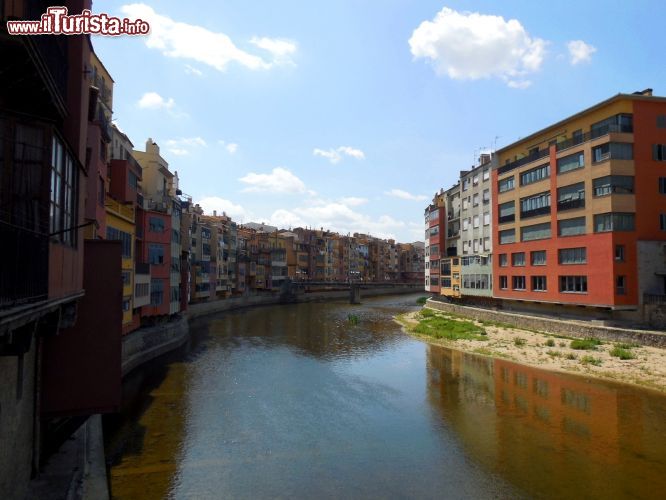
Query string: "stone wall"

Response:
xmin=426 ymin=299 xmax=666 ymax=348
xmin=121 ymin=316 xmax=189 ymax=376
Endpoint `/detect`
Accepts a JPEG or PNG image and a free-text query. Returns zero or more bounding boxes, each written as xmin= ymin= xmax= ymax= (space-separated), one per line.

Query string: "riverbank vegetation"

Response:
xmin=395 ymin=307 xmax=666 ymax=393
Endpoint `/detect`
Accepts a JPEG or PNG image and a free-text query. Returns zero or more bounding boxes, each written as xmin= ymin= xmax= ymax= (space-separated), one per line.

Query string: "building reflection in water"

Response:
xmin=426 ymin=345 xmax=666 ymax=498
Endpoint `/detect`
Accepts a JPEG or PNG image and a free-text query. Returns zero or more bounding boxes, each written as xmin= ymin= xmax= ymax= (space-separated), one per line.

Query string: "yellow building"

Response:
xmin=105 ymin=195 xmax=136 ymax=332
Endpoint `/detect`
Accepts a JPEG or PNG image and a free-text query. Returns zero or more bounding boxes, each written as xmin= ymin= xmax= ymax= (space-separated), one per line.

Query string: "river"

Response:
xmin=104 ymin=294 xmax=666 ymax=499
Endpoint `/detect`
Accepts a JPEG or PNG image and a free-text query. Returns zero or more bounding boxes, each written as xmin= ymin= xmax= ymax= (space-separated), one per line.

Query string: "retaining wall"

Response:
xmin=426 ymin=299 xmax=666 ymax=348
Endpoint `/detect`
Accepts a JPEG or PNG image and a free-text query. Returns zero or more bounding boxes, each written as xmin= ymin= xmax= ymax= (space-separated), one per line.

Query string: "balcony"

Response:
xmin=447 ymin=211 xmax=461 ymax=221
xmin=447 ymin=230 xmax=460 ymax=238
xmin=499 ymin=148 xmax=550 ymax=175
xmin=520 ymin=206 xmax=551 ymax=219
xmin=498 ymin=214 xmax=515 ymax=224
xmin=557 ymin=198 xmax=585 ymax=211
xmin=1 ymin=222 xmax=48 ymax=309
xmin=105 ymin=196 xmax=135 ymax=222
xmin=446 ymin=247 xmax=458 ymax=257
xmin=644 ymin=294 xmax=666 ymax=305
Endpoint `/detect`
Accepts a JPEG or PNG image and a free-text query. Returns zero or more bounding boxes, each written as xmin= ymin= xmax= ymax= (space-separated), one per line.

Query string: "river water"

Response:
xmin=105 ymin=295 xmax=666 ymax=499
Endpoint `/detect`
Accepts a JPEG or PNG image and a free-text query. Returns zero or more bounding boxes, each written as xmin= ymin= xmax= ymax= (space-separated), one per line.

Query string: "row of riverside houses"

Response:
xmin=0 ymin=4 xmax=425 ymax=496
xmin=425 ymin=89 xmax=666 ymax=327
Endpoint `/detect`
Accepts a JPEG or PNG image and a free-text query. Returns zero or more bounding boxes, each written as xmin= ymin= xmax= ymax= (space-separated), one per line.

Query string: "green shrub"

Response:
xmin=420 ymin=308 xmax=435 ymax=318
xmin=610 ymin=346 xmax=636 ymax=360
xmin=416 ymin=296 xmax=428 ymax=305
xmin=347 ymin=314 xmax=359 ymax=325
xmin=514 ymin=337 xmax=526 ymax=347
xmin=547 ymin=350 xmax=561 ymax=358
xmin=581 ymin=355 xmax=602 ymax=366
xmin=545 ymin=338 xmax=555 ymax=347
xmin=571 ymin=338 xmax=602 ymax=350
xmin=565 ymin=353 xmax=577 ymax=360
xmin=413 ymin=314 xmax=487 ymax=341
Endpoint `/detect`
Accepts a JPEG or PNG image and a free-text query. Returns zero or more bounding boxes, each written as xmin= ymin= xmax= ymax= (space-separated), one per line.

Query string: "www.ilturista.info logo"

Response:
xmin=6 ymin=7 xmax=149 ymax=36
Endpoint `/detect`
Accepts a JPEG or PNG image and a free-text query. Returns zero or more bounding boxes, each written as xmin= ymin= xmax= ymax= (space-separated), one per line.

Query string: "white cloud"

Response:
xmin=137 ymin=91 xmax=175 ymax=110
xmin=197 ymin=196 xmax=249 ymax=221
xmin=340 ymin=197 xmax=368 ymax=206
xmin=385 ymin=189 xmax=428 ymax=202
xmin=185 ymin=64 xmax=203 ymax=76
xmin=567 ymin=40 xmax=597 ymax=65
xmin=265 ymin=197 xmax=405 ymax=239
xmin=225 ymin=143 xmax=239 ymax=154
xmin=164 ymin=137 xmax=206 ymax=156
xmin=313 ymin=146 xmax=366 ymax=164
xmin=409 ymin=7 xmax=546 ymax=88
xmin=121 ymin=3 xmax=296 ymax=71
xmin=239 ymin=167 xmax=307 ymax=194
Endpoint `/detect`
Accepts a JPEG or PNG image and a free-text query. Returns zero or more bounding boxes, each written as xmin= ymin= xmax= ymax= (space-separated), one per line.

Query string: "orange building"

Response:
xmin=493 ymin=89 xmax=666 ymax=315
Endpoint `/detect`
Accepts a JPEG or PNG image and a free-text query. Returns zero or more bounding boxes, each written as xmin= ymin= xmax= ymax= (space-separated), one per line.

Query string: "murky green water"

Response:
xmin=105 ymin=295 xmax=666 ymax=499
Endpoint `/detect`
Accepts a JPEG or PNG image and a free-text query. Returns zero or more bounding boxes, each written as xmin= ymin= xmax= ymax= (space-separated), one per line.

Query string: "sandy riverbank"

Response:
xmin=395 ymin=309 xmax=666 ymax=393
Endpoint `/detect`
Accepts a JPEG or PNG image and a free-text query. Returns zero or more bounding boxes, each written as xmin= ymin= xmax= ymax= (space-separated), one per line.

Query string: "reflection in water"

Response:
xmin=106 ymin=296 xmax=666 ymax=499
xmin=426 ymin=346 xmax=666 ymax=499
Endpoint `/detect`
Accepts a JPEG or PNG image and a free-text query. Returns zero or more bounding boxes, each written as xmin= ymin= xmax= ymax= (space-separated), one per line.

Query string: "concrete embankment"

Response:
xmin=426 ymin=299 xmax=666 ymax=348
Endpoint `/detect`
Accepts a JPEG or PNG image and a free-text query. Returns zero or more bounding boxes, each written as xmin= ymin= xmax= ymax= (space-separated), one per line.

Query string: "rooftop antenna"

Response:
xmin=492 ymin=136 xmax=500 ymax=153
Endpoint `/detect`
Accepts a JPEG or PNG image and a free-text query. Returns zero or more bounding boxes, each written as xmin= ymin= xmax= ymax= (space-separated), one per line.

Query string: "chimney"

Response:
xmin=479 ymin=153 xmax=491 ymax=165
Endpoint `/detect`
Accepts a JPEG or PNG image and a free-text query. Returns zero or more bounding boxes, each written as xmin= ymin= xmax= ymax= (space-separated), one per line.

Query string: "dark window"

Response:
xmin=660 ymin=177 xmax=666 ymax=194
xmin=499 ymin=176 xmax=515 ymax=193
xmin=592 ymin=142 xmax=633 ymax=163
xmin=657 ymin=115 xmax=666 ymax=129
xmin=521 ymin=222 xmax=551 ymax=242
xmin=593 ymin=176 xmax=634 ymax=196
xmin=150 ymin=278 xmax=164 ymax=305
xmin=520 ymin=163 xmax=550 ymax=186
xmin=616 ymin=276 xmax=626 ymax=295
xmin=500 ymin=276 xmax=508 ymax=289
xmin=128 ymin=170 xmax=138 ymax=189
xmin=661 ymin=214 xmax=666 ymax=231
xmin=50 ymin=135 xmax=78 ymax=246
xmin=499 ymin=254 xmax=508 ymax=267
xmin=531 ymin=250 xmax=546 ymax=266
xmin=558 ymin=217 xmax=586 ymax=237
xmin=512 ymin=276 xmax=526 ymax=290
xmin=149 ymin=216 xmax=165 ymax=232
xmin=499 ymin=229 xmax=515 ymax=244
xmin=557 ymin=152 xmax=584 ymax=174
xmin=107 ymin=226 xmax=132 ymax=258
xmin=149 ymin=243 xmax=165 ymax=264
xmin=594 ymin=213 xmax=635 ymax=232
xmin=654 ymin=144 xmax=666 ymax=161
xmin=532 ymin=276 xmax=547 ymax=291
xmin=615 ymin=245 xmax=625 ymax=261
xmin=557 ymin=182 xmax=585 ymax=210
xmin=499 ymin=201 xmax=515 ymax=223
xmin=512 ymin=252 xmax=526 ymax=266
xmin=560 ymin=275 xmax=588 ymax=293
xmin=521 ymin=192 xmax=551 ymax=218
xmin=559 ymin=247 xmax=587 ymax=264
xmin=590 ymin=114 xmax=633 ymax=138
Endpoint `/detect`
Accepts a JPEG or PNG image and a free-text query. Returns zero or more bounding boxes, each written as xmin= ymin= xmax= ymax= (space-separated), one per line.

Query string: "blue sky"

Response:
xmin=93 ymin=1 xmax=666 ymax=242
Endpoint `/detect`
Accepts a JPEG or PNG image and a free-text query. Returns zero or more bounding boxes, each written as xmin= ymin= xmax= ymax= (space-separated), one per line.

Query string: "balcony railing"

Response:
xmin=499 ymin=148 xmax=550 ymax=175
xmin=557 ymin=198 xmax=585 ymax=211
xmin=447 ymin=211 xmax=461 ymax=220
xmin=498 ymin=214 xmax=515 ymax=224
xmin=447 ymin=230 xmax=460 ymax=238
xmin=644 ymin=294 xmax=666 ymax=305
xmin=1 ymin=222 xmax=48 ymax=309
xmin=520 ymin=206 xmax=551 ymax=219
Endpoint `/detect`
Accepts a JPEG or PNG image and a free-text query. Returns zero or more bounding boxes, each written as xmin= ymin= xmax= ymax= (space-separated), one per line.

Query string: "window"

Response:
xmin=462 ymin=218 xmax=469 ymax=230
xmin=660 ymin=177 xmax=666 ymax=194
xmin=483 ymin=237 xmax=490 ymax=251
xmin=463 ymin=178 xmax=470 ymax=190
xmin=593 ymin=176 xmax=634 ymax=196
xmin=150 ymin=278 xmax=164 ymax=305
xmin=473 ymin=215 xmax=480 ymax=228
xmin=654 ymin=144 xmax=666 ymax=161
xmin=521 ymin=222 xmax=551 ymax=242
xmin=590 ymin=114 xmax=633 ymax=138
xmin=615 ymin=245 xmax=625 ymax=261
xmin=560 ymin=276 xmax=588 ymax=293
xmin=107 ymin=226 xmax=132 ymax=257
xmin=558 ymin=217 xmax=586 ymax=237
xmin=50 ymin=135 xmax=78 ymax=246
xmin=128 ymin=170 xmax=138 ymax=189
xmin=462 ymin=198 xmax=469 ymax=210
xmin=122 ymin=299 xmax=131 ymax=312
xmin=500 ymin=276 xmax=508 ymax=289
xmin=149 ymin=243 xmax=165 ymax=264
xmin=483 ymin=212 xmax=490 ymax=226
xmin=483 ymin=169 xmax=490 ymax=181
xmin=499 ymin=229 xmax=515 ymax=244
xmin=121 ymin=271 xmax=131 ymax=286
xmin=531 ymin=250 xmax=546 ymax=266
xmin=462 ymin=241 xmax=468 ymax=253
xmin=135 ymin=282 xmax=149 ymax=297
xmin=520 ymin=163 xmax=550 ymax=186
xmin=532 ymin=276 xmax=547 ymax=291
xmin=559 ymin=248 xmax=587 ymax=265
xmin=473 ymin=174 xmax=479 ymax=185
xmin=520 ymin=192 xmax=551 ymax=218
xmin=592 ymin=142 xmax=633 ymax=163
xmin=430 ymin=225 xmax=439 ymax=237
xmin=482 ymin=189 xmax=490 ymax=204
xmin=557 ymin=183 xmax=585 ymax=210
xmin=499 ymin=201 xmax=515 ymax=223
xmin=512 ymin=276 xmax=526 ymax=290
xmin=473 ymin=193 xmax=480 ymax=206
xmin=473 ymin=240 xmax=479 ymax=252
xmin=658 ymin=115 xmax=666 ymax=129
xmin=499 ymin=176 xmax=515 ymax=193
xmin=616 ymin=276 xmax=626 ymax=295
xmin=557 ymin=152 xmax=584 ymax=174
xmin=512 ymin=252 xmax=526 ymax=266
xmin=499 ymin=254 xmax=508 ymax=267
xmin=661 ymin=213 xmax=666 ymax=231
xmin=594 ymin=213 xmax=635 ymax=232
xmin=149 ymin=216 xmax=165 ymax=232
